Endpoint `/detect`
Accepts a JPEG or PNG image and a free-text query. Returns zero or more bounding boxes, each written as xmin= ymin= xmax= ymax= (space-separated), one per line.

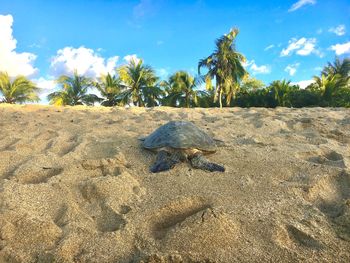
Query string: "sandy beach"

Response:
xmin=0 ymin=104 xmax=349 ymax=262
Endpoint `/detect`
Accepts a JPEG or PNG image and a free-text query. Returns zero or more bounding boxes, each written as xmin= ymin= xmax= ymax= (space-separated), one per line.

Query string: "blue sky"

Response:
xmin=0 ymin=0 xmax=349 ymax=102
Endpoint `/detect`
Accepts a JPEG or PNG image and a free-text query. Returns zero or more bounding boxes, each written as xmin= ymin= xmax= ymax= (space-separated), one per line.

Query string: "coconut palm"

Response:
xmin=310 ymin=74 xmax=342 ymax=105
xmin=142 ymin=85 xmax=165 ymax=107
xmin=161 ymin=71 xmax=205 ymax=108
xmin=117 ymin=59 xmax=159 ymax=107
xmin=322 ymin=57 xmax=350 ymax=86
xmin=198 ymin=28 xmax=248 ymax=108
xmin=0 ymin=72 xmax=39 ymax=104
xmin=48 ymin=72 xmax=101 ymax=106
xmin=94 ymin=73 xmax=124 ymax=106
xmin=269 ymin=80 xmax=299 ymax=107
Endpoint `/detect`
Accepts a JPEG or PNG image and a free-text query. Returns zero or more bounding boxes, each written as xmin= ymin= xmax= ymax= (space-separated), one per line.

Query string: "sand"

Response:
xmin=0 ymin=104 xmax=349 ymax=263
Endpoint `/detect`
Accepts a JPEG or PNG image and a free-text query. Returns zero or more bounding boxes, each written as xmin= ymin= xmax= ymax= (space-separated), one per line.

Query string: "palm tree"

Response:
xmin=94 ymin=73 xmax=124 ymax=106
xmin=117 ymin=59 xmax=159 ymax=107
xmin=269 ymin=80 xmax=298 ymax=107
xmin=0 ymin=72 xmax=39 ymax=104
xmin=48 ymin=71 xmax=101 ymax=106
xmin=322 ymin=57 xmax=350 ymax=86
xmin=161 ymin=71 xmax=204 ymax=108
xmin=198 ymin=28 xmax=248 ymax=108
xmin=142 ymin=85 xmax=165 ymax=107
xmin=310 ymin=74 xmax=341 ymax=106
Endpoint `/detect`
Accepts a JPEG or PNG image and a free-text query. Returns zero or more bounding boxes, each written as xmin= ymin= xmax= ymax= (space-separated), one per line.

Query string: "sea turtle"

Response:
xmin=140 ymin=121 xmax=225 ymax=173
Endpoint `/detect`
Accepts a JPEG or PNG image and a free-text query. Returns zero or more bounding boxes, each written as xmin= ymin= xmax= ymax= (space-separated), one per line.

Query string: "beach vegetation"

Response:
xmin=47 ymin=72 xmax=101 ymax=106
xmin=117 ymin=59 xmax=160 ymax=107
xmin=198 ymin=28 xmax=248 ymax=108
xmin=0 ymin=72 xmax=39 ymax=104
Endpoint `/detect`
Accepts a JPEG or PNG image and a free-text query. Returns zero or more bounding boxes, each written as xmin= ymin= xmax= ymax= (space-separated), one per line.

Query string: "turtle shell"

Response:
xmin=142 ymin=121 xmax=217 ymax=152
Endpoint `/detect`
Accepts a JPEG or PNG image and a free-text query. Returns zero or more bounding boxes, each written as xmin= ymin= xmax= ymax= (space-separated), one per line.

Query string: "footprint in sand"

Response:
xmin=151 ymin=196 xmax=213 ymax=239
xmin=306 ymin=171 xmax=350 ymax=240
xmin=80 ymin=140 xmax=130 ymax=176
xmin=8 ymin=155 xmax=64 ymax=184
xmin=78 ymin=172 xmax=144 ymax=233
xmin=296 ymin=149 xmax=346 ymax=168
xmin=0 ymin=138 xmax=20 ymax=151
xmin=150 ymin=196 xmax=237 ymax=258
xmin=49 ymin=134 xmax=81 ymax=157
xmin=274 ymin=224 xmax=323 ymax=250
xmin=326 ymin=129 xmax=350 ymax=144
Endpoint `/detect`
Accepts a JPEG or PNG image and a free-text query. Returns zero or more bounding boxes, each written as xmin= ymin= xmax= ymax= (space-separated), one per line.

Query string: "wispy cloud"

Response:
xmin=329 ymin=25 xmax=346 ymax=36
xmin=244 ymin=60 xmax=271 ymax=74
xmin=156 ymin=68 xmax=169 ymax=79
xmin=330 ymin=41 xmax=350 ymax=55
xmin=288 ymin=0 xmax=316 ymax=12
xmin=50 ymin=46 xmax=119 ymax=79
xmin=316 ymin=28 xmax=323 ymax=34
xmin=123 ymin=54 xmax=141 ymax=64
xmin=133 ymin=0 xmax=152 ymax=19
xmin=284 ymin=63 xmax=300 ymax=76
xmin=264 ymin=44 xmax=275 ymax=51
xmin=0 ymin=14 xmax=38 ymax=77
xmin=280 ymin=37 xmax=322 ymax=57
xmin=291 ymin=79 xmax=314 ymax=89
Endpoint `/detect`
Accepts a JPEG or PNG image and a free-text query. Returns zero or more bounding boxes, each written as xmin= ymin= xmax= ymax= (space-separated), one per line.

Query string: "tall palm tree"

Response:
xmin=48 ymin=72 xmax=101 ymax=106
xmin=322 ymin=57 xmax=350 ymax=84
xmin=117 ymin=59 xmax=159 ymax=107
xmin=161 ymin=71 xmax=203 ymax=108
xmin=0 ymin=72 xmax=39 ymax=104
xmin=198 ymin=28 xmax=248 ymax=108
xmin=94 ymin=73 xmax=124 ymax=106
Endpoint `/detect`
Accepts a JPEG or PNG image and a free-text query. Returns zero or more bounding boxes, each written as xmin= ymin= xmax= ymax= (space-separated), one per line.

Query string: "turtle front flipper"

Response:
xmin=190 ymin=154 xmax=225 ymax=172
xmin=150 ymin=150 xmax=185 ymax=173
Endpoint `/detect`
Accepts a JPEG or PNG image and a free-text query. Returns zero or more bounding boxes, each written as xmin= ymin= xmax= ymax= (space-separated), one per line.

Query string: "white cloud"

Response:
xmin=0 ymin=14 xmax=38 ymax=77
xmin=284 ymin=63 xmax=300 ymax=76
xmin=50 ymin=46 xmax=119 ymax=79
xmin=291 ymin=79 xmax=314 ymax=89
xmin=264 ymin=44 xmax=275 ymax=51
xmin=133 ymin=0 xmax=150 ymax=18
xmin=316 ymin=28 xmax=323 ymax=34
xmin=330 ymin=41 xmax=350 ymax=55
xmin=329 ymin=25 xmax=346 ymax=36
xmin=123 ymin=54 xmax=141 ymax=64
xmin=288 ymin=0 xmax=316 ymax=12
xmin=32 ymin=77 xmax=57 ymax=103
xmin=244 ymin=60 xmax=271 ymax=74
xmin=156 ymin=68 xmax=169 ymax=79
xmin=156 ymin=40 xmax=164 ymax=46
xmin=280 ymin=37 xmax=321 ymax=57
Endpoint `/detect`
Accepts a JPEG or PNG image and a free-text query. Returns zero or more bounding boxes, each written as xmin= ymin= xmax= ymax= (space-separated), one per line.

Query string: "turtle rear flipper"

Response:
xmin=190 ymin=154 xmax=225 ymax=172
xmin=150 ymin=151 xmax=185 ymax=173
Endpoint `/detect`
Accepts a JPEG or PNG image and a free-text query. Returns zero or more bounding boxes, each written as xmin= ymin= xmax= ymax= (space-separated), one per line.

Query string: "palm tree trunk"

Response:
xmin=219 ymin=88 xmax=223 ymax=108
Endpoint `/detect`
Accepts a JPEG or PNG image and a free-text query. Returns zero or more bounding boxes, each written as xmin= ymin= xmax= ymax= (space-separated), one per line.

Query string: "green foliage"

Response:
xmin=161 ymin=71 xmax=203 ymax=108
xmin=48 ymin=71 xmax=101 ymax=106
xmin=118 ymin=59 xmax=160 ymax=107
xmin=93 ymin=73 xmax=125 ymax=106
xmin=0 ymin=72 xmax=39 ymax=104
xmin=198 ymin=28 xmax=248 ymax=108
xmin=240 ymin=77 xmax=265 ymax=92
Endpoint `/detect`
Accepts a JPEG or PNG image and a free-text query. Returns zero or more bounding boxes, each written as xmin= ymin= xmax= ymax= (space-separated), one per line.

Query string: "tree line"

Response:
xmin=1 ymin=28 xmax=349 ymax=108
